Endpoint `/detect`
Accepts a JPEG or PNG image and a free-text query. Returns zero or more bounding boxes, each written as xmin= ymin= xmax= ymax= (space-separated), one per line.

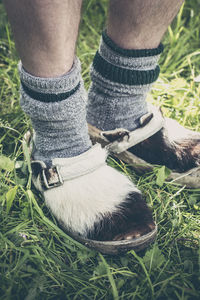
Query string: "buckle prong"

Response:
xmin=42 ymin=165 xmax=63 ymax=189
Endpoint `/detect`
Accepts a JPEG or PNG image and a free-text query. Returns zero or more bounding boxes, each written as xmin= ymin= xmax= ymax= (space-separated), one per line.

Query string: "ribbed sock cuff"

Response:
xmin=92 ymin=30 xmax=163 ymax=88
xmin=19 ymin=57 xmax=81 ymax=97
xmin=93 ymin=51 xmax=160 ymax=85
xmin=19 ymin=57 xmax=87 ymax=121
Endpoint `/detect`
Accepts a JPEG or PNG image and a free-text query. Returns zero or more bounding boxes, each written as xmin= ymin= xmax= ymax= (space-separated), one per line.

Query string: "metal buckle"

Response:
xmin=41 ymin=166 xmax=63 ymax=189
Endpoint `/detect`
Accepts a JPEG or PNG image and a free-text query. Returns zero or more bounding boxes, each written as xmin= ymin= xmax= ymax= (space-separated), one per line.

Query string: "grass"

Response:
xmin=0 ymin=0 xmax=200 ymax=299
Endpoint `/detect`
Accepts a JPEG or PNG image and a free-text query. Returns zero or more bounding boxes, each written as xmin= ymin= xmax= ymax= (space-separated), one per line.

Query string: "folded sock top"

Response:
xmin=99 ymin=37 xmax=160 ymax=71
xmin=18 ymin=56 xmax=81 ymax=94
xmin=90 ymin=31 xmax=164 ymax=95
xmin=93 ymin=51 xmax=160 ymax=86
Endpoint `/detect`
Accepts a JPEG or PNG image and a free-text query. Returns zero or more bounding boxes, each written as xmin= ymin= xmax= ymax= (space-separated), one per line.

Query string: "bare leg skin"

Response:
xmin=107 ymin=0 xmax=184 ymax=49
xmin=3 ymin=0 xmax=82 ymax=77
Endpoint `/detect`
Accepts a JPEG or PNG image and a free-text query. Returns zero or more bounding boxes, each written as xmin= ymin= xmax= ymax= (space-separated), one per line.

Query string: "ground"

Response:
xmin=0 ymin=0 xmax=200 ymax=299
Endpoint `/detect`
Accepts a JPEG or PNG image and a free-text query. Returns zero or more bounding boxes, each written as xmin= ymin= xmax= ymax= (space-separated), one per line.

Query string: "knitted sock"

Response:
xmin=19 ymin=57 xmax=91 ymax=163
xmin=87 ymin=31 xmax=163 ymax=131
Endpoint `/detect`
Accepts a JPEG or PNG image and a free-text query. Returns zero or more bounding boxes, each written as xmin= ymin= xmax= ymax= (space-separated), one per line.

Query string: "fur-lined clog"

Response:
xmin=24 ymin=132 xmax=157 ymax=255
xmin=88 ymin=105 xmax=200 ymax=188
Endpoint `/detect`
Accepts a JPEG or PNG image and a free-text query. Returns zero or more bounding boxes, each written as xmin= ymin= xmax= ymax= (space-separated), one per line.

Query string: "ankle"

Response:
xmin=87 ymin=31 xmax=163 ymax=131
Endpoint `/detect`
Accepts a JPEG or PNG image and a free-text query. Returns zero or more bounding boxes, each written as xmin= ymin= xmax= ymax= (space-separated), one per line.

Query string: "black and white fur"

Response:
xmin=129 ymin=118 xmax=200 ymax=173
xmin=42 ymin=147 xmax=154 ymax=241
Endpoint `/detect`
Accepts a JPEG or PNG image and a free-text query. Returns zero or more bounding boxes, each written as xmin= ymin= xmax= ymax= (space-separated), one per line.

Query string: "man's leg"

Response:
xmin=87 ymin=0 xmax=200 ymax=173
xmin=3 ymin=0 xmax=155 ymax=247
xmin=87 ymin=0 xmax=183 ymax=133
xmin=3 ymin=0 xmax=91 ymax=161
xmin=3 ymin=0 xmax=80 ymax=77
xmin=107 ymin=0 xmax=184 ymax=49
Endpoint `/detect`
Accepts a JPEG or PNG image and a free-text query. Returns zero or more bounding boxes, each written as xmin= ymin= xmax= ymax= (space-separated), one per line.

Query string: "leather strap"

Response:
xmin=101 ymin=104 xmax=164 ymax=154
xmin=31 ymin=144 xmax=107 ymax=191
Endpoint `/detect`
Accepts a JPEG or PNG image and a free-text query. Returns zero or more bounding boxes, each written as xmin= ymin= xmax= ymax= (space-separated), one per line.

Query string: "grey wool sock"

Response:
xmin=19 ymin=57 xmax=91 ymax=163
xmin=87 ymin=31 xmax=163 ymax=131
